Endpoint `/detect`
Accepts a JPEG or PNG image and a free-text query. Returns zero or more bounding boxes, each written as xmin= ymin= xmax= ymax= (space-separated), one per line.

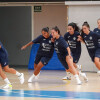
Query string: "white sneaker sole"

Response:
xmin=19 ymin=73 xmax=24 ymax=84
xmin=3 ymin=84 xmax=12 ymax=89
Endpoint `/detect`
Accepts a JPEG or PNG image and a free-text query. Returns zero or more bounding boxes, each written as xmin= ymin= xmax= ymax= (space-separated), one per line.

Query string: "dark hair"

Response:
xmin=68 ymin=22 xmax=80 ymax=32
xmin=82 ymin=21 xmax=90 ymax=28
xmin=52 ymin=26 xmax=61 ymax=35
xmin=42 ymin=27 xmax=49 ymax=33
xmin=81 ymin=22 xmax=90 ymax=40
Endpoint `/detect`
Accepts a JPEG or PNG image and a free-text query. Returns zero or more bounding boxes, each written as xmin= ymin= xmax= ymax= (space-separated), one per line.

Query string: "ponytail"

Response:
xmin=68 ymin=22 xmax=80 ymax=32
xmin=42 ymin=27 xmax=49 ymax=33
xmin=52 ymin=26 xmax=61 ymax=35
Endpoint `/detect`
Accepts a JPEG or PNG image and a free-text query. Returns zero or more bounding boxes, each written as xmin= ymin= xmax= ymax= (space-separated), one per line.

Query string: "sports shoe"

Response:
xmin=28 ymin=74 xmax=35 ymax=83
xmin=77 ymin=65 xmax=82 ymax=72
xmin=80 ymin=73 xmax=88 ymax=82
xmin=35 ymin=73 xmax=40 ymax=80
xmin=28 ymin=77 xmax=33 ymax=83
xmin=77 ymin=80 xmax=82 ymax=85
xmin=62 ymin=76 xmax=71 ymax=80
xmin=3 ymin=84 xmax=12 ymax=89
xmin=97 ymin=71 xmax=100 ymax=75
xmin=18 ymin=73 xmax=24 ymax=84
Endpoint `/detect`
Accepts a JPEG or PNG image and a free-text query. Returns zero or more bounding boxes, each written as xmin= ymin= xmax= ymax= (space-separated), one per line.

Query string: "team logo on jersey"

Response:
xmin=96 ymin=31 xmax=99 ymax=33
xmin=84 ymin=36 xmax=87 ymax=38
xmin=4 ymin=62 xmax=7 ymax=66
xmin=42 ymin=43 xmax=46 ymax=48
xmin=49 ymin=40 xmax=51 ymax=43
xmin=68 ymin=36 xmax=70 ymax=38
xmin=68 ymin=40 xmax=71 ymax=45
xmin=73 ymin=37 xmax=76 ymax=40
xmin=89 ymin=36 xmax=92 ymax=40
xmin=56 ymin=42 xmax=58 ymax=45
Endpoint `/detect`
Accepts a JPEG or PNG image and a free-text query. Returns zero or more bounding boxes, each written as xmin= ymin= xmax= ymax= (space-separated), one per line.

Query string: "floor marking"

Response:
xmin=0 ymin=89 xmax=100 ymax=99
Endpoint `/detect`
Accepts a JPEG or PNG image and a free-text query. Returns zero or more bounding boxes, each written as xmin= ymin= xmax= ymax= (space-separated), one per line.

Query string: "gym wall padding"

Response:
xmin=0 ymin=6 xmax=31 ymax=65
xmin=28 ymin=44 xmax=65 ymax=70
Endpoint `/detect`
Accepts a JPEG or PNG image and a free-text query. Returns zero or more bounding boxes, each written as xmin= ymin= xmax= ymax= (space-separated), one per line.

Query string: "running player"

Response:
xmin=0 ymin=41 xmax=24 ymax=89
xmin=51 ymin=26 xmax=83 ymax=85
xmin=21 ymin=27 xmax=54 ymax=82
xmin=93 ymin=18 xmax=100 ymax=34
xmin=78 ymin=21 xmax=100 ymax=74
xmin=63 ymin=22 xmax=85 ymax=80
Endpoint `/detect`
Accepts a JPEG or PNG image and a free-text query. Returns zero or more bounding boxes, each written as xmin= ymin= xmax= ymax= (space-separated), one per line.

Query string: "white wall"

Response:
xmin=68 ymin=5 xmax=100 ymax=72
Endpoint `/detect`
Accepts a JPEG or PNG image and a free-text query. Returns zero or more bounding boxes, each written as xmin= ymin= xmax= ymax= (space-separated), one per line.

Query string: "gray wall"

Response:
xmin=68 ymin=5 xmax=100 ymax=72
xmin=0 ymin=6 xmax=32 ymax=65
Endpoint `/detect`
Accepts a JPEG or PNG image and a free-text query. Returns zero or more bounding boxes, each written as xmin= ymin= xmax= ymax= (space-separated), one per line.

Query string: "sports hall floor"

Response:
xmin=0 ymin=68 xmax=100 ymax=100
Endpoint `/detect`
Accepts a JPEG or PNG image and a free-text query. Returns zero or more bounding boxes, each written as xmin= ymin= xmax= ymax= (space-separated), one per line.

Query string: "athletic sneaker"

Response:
xmin=3 ymin=84 xmax=12 ymax=89
xmin=80 ymin=73 xmax=88 ymax=82
xmin=97 ymin=71 xmax=100 ymax=75
xmin=35 ymin=73 xmax=40 ymax=80
xmin=62 ymin=76 xmax=71 ymax=80
xmin=18 ymin=73 xmax=24 ymax=84
xmin=77 ymin=65 xmax=82 ymax=72
xmin=28 ymin=77 xmax=33 ymax=83
xmin=77 ymin=80 xmax=82 ymax=85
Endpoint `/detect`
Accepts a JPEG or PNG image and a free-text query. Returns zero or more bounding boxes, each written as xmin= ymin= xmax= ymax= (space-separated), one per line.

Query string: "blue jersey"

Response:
xmin=93 ymin=28 xmax=100 ymax=34
xmin=32 ymin=35 xmax=54 ymax=58
xmin=93 ymin=28 xmax=100 ymax=47
xmin=0 ymin=41 xmax=8 ymax=58
xmin=54 ymin=36 xmax=69 ymax=56
xmin=64 ymin=31 xmax=81 ymax=56
xmin=82 ymin=31 xmax=100 ymax=59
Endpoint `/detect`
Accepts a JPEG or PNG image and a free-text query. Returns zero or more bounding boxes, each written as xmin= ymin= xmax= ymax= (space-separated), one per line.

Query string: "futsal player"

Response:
xmin=93 ymin=18 xmax=100 ymax=34
xmin=0 ymin=41 xmax=24 ymax=89
xmin=78 ymin=21 xmax=100 ymax=74
xmin=51 ymin=26 xmax=82 ymax=85
xmin=21 ymin=27 xmax=54 ymax=82
xmin=63 ymin=22 xmax=87 ymax=81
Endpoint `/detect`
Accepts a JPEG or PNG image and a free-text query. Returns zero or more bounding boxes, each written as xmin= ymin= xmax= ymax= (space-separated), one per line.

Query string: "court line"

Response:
xmin=33 ymin=80 xmax=71 ymax=90
xmin=0 ymin=89 xmax=100 ymax=99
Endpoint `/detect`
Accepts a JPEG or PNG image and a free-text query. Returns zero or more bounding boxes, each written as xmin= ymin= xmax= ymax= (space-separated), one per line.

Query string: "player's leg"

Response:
xmin=3 ymin=65 xmax=24 ymax=84
xmin=66 ymin=56 xmax=82 ymax=85
xmin=63 ymin=55 xmax=80 ymax=80
xmin=0 ymin=64 xmax=12 ymax=89
xmin=28 ymin=57 xmax=50 ymax=82
xmin=94 ymin=49 xmax=100 ymax=74
xmin=28 ymin=55 xmax=41 ymax=82
xmin=34 ymin=63 xmax=40 ymax=79
xmin=94 ymin=57 xmax=100 ymax=74
xmin=28 ymin=61 xmax=44 ymax=82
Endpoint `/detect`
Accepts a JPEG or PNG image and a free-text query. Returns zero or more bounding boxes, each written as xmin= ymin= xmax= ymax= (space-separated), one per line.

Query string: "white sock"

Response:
xmin=30 ymin=74 xmax=35 ymax=79
xmin=4 ymin=78 xmax=11 ymax=84
xmin=79 ymin=72 xmax=85 ymax=77
xmin=16 ymin=71 xmax=21 ymax=77
xmin=74 ymin=74 xmax=81 ymax=82
xmin=66 ymin=72 xmax=71 ymax=78
xmin=97 ymin=70 xmax=100 ymax=74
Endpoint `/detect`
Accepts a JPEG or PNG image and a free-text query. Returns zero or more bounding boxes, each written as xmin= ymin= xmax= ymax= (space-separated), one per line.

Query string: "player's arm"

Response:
xmin=77 ymin=35 xmax=85 ymax=43
xmin=0 ymin=45 xmax=1 ymax=49
xmin=21 ymin=35 xmax=42 ymax=50
xmin=21 ymin=41 xmax=34 ymax=50
xmin=66 ymin=47 xmax=72 ymax=59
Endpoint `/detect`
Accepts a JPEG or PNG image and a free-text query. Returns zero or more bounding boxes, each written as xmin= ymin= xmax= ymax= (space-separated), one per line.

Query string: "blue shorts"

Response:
xmin=0 ymin=56 xmax=8 ymax=67
xmin=34 ymin=54 xmax=51 ymax=65
xmin=72 ymin=54 xmax=81 ymax=63
xmin=57 ymin=54 xmax=69 ymax=70
xmin=95 ymin=48 xmax=100 ymax=58
xmin=89 ymin=48 xmax=100 ymax=62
